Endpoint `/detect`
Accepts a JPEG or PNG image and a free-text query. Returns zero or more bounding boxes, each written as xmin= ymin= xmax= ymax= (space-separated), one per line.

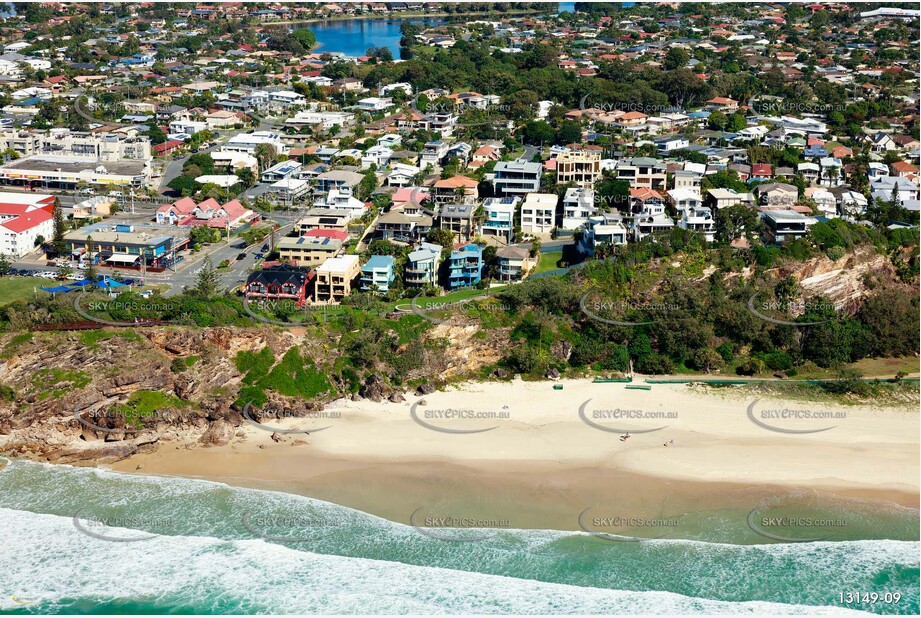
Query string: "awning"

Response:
xmin=40 ymin=285 xmax=77 ymax=293
xmin=106 ymin=253 xmax=141 ymax=264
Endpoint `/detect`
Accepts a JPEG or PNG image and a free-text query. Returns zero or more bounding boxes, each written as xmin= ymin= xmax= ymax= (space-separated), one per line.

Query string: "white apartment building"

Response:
xmin=679 ymin=206 xmax=716 ymax=242
xmin=481 ymin=196 xmax=518 ymax=239
xmin=561 ymin=187 xmax=596 ymax=230
xmin=222 ymin=131 xmax=287 ymax=155
xmin=520 ymin=192 xmax=558 ymax=235
xmin=0 ymin=129 xmax=152 ymax=161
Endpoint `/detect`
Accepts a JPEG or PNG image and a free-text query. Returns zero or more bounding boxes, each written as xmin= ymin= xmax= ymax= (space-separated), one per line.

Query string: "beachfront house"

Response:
xmin=447 ymin=243 xmax=483 ymax=289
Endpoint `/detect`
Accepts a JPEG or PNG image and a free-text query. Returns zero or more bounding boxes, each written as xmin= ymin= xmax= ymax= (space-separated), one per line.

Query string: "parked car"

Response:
xmin=261 ymin=244 xmax=269 ymax=252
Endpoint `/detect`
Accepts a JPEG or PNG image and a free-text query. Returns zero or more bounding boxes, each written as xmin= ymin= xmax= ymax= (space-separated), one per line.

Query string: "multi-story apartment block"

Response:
xmin=556 ymin=150 xmax=601 ymax=187
xmin=314 ymin=254 xmax=361 ymax=303
xmin=520 ymin=193 xmax=558 ymax=235
xmin=0 ymin=128 xmax=152 ymax=161
xmin=493 ymin=161 xmax=542 ymax=196
xmin=360 ymin=255 xmax=396 ymax=293
xmin=481 ymin=196 xmax=518 ymax=240
xmin=447 ymin=243 xmax=483 ymax=289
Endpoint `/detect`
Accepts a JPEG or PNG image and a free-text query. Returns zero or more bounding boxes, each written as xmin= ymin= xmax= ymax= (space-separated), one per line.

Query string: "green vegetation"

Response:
xmin=234 ymin=347 xmax=333 ymax=408
xmin=110 ymin=390 xmax=191 ymax=428
xmin=0 ymin=278 xmax=46 ymax=306
xmin=30 ymin=368 xmax=91 ymax=400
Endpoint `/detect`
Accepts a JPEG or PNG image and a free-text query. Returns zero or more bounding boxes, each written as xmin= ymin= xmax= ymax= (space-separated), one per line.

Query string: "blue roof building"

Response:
xmin=360 ymin=255 xmax=395 ymax=294
xmin=447 ymin=243 xmax=483 ymax=290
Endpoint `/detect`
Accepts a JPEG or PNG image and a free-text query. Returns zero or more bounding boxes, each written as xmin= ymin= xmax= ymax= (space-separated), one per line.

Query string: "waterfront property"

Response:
xmin=360 ymin=255 xmax=396 ymax=293
xmin=495 ymin=244 xmax=534 ymax=282
xmin=447 ymin=243 xmax=483 ymax=290
xmin=245 ymin=265 xmax=314 ymax=307
xmin=314 ymin=254 xmax=361 ymax=303
xmin=406 ymin=241 xmax=443 ymax=288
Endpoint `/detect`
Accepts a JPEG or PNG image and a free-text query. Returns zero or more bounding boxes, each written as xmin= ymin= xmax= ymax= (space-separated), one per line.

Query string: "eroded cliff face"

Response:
xmin=790 ymin=246 xmax=897 ymax=311
xmin=0 ymin=322 xmax=510 ymax=464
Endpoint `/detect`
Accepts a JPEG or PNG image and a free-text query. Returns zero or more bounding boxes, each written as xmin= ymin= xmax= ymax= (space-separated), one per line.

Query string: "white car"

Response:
xmin=66 ymin=274 xmax=83 ymax=281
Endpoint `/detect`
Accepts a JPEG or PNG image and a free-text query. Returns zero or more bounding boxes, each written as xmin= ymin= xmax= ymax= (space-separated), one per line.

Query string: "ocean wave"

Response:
xmin=0 ymin=459 xmax=917 ymax=614
xmin=0 ymin=508 xmax=873 ymax=615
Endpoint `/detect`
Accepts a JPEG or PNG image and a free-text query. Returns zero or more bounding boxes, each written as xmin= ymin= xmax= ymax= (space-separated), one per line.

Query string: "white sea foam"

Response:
xmin=0 ymin=508 xmax=874 ymax=615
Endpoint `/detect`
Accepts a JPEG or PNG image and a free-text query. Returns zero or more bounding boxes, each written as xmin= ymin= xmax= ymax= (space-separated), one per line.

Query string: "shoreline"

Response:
xmin=109 ymin=380 xmax=920 ymax=534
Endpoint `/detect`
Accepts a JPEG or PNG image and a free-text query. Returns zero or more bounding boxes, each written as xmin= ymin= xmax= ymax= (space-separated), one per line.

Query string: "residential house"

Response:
xmin=493 ymin=160 xmax=542 ymax=196
xmin=481 ymin=196 xmax=518 ymax=240
xmin=760 ymin=209 xmax=817 ymax=244
xmin=679 ymin=206 xmax=716 ymax=242
xmin=438 ymin=203 xmax=476 ymax=241
xmin=495 ymin=245 xmax=534 ymax=282
xmin=754 ymin=182 xmax=798 ymax=207
xmin=561 ymin=187 xmax=596 ymax=230
xmin=432 ymin=175 xmax=479 ymax=204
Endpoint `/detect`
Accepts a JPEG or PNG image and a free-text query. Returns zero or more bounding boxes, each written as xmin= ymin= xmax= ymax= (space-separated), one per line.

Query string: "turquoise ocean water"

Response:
xmin=0 ymin=459 xmax=917 ymax=615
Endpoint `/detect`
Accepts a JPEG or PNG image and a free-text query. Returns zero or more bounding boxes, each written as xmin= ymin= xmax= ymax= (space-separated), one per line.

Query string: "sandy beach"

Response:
xmin=111 ymin=380 xmax=920 ymax=531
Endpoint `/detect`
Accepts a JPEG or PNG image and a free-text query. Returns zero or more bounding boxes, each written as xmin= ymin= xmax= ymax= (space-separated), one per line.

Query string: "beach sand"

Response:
xmin=111 ymin=380 xmax=920 ymax=531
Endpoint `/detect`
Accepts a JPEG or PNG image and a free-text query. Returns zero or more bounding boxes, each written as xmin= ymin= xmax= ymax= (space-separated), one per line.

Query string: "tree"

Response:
xmin=253 ymin=143 xmax=278 ymax=172
xmin=52 ymin=197 xmax=66 ymax=255
xmin=708 ymin=111 xmax=728 ymax=131
xmin=522 ymin=120 xmax=555 ymax=146
xmin=235 ymin=168 xmax=256 ymax=190
xmin=0 ymin=253 xmax=10 ymax=277
xmin=663 ymin=47 xmax=690 ymax=71
xmin=426 ymin=227 xmax=455 ymax=250
xmin=193 ymin=256 xmax=220 ymax=297
xmin=85 ymin=235 xmax=97 ymax=283
xmin=556 ymin=120 xmax=582 ymax=145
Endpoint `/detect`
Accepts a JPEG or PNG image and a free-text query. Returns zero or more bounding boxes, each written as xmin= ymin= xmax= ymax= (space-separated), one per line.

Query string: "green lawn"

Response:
xmin=0 ymin=277 xmax=49 ymax=305
xmin=534 ymin=251 xmax=563 ymax=275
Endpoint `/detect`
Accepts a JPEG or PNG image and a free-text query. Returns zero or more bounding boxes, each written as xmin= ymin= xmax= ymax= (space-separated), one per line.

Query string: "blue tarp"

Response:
xmin=39 ymin=285 xmax=77 ymax=293
xmin=96 ymin=277 xmax=128 ymax=289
